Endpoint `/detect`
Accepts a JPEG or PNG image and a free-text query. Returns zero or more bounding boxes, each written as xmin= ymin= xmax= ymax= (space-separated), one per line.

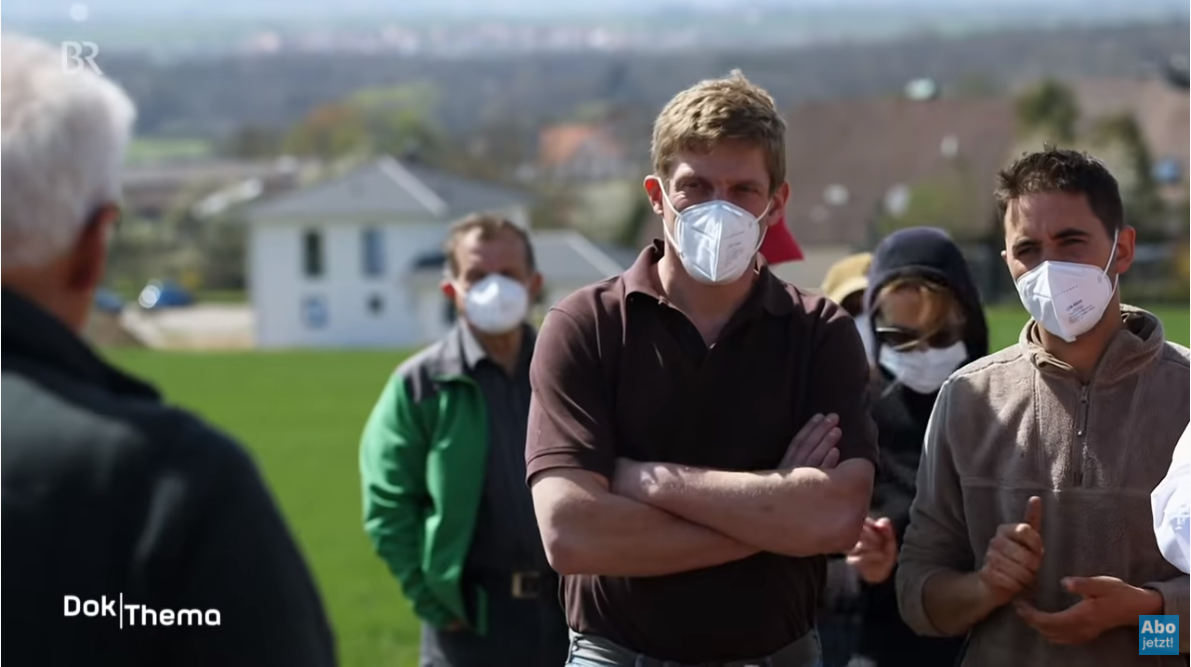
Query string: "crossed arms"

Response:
xmin=532 ymin=448 xmax=875 ymax=576
xmin=526 ymin=307 xmax=877 ymax=578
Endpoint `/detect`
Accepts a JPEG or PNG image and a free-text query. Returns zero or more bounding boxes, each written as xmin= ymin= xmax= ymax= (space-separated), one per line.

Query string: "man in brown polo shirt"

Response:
xmin=525 ymin=70 xmax=878 ymax=667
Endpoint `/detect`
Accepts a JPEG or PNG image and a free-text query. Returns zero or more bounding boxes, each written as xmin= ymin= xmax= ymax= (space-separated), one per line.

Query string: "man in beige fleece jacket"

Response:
xmin=897 ymin=147 xmax=1190 ymax=666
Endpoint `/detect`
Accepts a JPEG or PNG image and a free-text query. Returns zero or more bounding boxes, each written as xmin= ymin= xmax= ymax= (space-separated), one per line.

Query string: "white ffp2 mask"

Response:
xmin=651 ymin=177 xmax=770 ymax=285
xmin=461 ymin=274 xmax=529 ymax=335
xmin=1015 ymin=232 xmax=1119 ymax=343
xmin=878 ymin=342 xmax=968 ymax=395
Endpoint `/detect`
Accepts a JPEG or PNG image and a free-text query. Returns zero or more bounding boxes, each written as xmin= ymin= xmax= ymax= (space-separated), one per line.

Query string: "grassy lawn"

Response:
xmin=103 ymin=303 xmax=1189 ymax=667
xmin=127 ymin=137 xmax=215 ymax=164
xmin=105 ymin=349 xmax=420 ymax=667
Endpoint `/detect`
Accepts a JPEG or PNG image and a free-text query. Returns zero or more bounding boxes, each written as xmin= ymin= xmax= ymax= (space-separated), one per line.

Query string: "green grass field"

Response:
xmin=104 ymin=304 xmax=1189 ymax=667
xmin=126 ymin=137 xmax=215 ymax=165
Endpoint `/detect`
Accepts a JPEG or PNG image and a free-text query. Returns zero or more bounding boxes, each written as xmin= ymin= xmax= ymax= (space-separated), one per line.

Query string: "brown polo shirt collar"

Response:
xmin=623 ymin=240 xmax=793 ymax=316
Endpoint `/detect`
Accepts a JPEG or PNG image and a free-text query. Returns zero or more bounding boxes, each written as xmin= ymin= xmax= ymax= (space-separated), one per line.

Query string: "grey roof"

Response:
xmin=410 ymin=230 xmax=626 ymax=285
xmin=532 ymin=230 xmax=626 ymax=284
xmin=594 ymin=242 xmax=644 ymax=271
xmin=122 ymin=157 xmax=317 ymax=188
xmin=246 ymin=156 xmax=531 ymax=221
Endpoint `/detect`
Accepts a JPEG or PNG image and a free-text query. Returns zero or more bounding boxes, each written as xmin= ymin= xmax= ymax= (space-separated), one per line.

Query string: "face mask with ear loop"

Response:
xmin=1014 ymin=230 xmax=1120 ymax=343
xmin=648 ymin=177 xmax=772 ymax=285
xmin=878 ymin=342 xmax=969 ymax=395
xmin=459 ymin=274 xmax=529 ymax=335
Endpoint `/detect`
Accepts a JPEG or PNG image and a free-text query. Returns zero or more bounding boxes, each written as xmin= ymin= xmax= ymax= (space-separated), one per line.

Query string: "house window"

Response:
xmin=302 ymin=295 xmax=328 ymax=329
xmin=303 ymin=230 xmax=324 ymax=278
xmin=367 ymin=294 xmax=384 ymax=316
xmin=362 ymin=228 xmax=386 ymax=277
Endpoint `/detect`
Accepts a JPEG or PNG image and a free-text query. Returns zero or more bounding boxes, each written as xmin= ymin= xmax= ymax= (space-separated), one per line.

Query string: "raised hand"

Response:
xmin=978 ymin=495 xmax=1044 ymax=605
xmin=846 ymin=516 xmax=898 ymax=584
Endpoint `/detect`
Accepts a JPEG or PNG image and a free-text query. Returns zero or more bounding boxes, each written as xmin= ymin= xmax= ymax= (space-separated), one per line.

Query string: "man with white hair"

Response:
xmin=1 ymin=34 xmax=335 ymax=666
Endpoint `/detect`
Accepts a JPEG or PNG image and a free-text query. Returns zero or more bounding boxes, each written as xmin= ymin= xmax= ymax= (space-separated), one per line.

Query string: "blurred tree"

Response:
xmin=283 ymin=103 xmax=370 ymax=159
xmin=952 ymin=72 xmax=1005 ymax=98
xmin=873 ymin=174 xmax=983 ymax=242
xmin=220 ymin=124 xmax=283 ymax=158
xmin=1091 ymin=113 xmax=1166 ymax=239
xmin=1015 ymin=78 xmax=1079 ymax=145
xmin=570 ymin=100 xmax=615 ymax=124
xmin=197 ymin=215 xmax=248 ymax=291
xmin=446 ymin=118 xmax=534 ymax=185
xmin=529 ymin=184 xmax=579 ymax=231
xmin=1179 ymin=185 xmax=1190 ymax=234
xmin=347 ymin=83 xmax=449 ymax=159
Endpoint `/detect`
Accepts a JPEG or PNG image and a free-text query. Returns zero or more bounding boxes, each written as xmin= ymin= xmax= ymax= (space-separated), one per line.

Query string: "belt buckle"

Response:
xmin=511 ymin=571 xmax=541 ymax=599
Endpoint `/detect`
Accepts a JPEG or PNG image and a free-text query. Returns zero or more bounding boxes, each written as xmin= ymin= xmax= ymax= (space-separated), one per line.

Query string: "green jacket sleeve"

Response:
xmin=360 ymin=373 xmax=457 ymax=628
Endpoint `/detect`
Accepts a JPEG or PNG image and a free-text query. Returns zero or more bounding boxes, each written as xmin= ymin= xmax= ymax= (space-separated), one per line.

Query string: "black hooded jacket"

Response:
xmin=863 ymin=226 xmax=990 ymax=533
xmin=855 ymin=227 xmax=990 ymax=666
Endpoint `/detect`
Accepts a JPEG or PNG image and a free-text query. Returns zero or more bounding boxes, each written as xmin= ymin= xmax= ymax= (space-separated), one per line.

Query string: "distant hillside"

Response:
xmin=8 ymin=1 xmax=1187 ymax=57
xmin=6 ymin=0 xmax=1184 ymax=22
xmin=95 ymin=22 xmax=1186 ymax=145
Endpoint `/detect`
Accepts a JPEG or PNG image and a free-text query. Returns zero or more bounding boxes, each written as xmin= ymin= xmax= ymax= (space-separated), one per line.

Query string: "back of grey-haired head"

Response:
xmin=1 ymin=33 xmax=137 ymax=268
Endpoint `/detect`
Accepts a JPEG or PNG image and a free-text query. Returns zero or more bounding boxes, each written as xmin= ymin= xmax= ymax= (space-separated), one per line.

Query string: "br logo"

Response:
xmin=61 ymin=41 xmax=102 ymax=76
xmin=1139 ymin=615 xmax=1179 ymax=656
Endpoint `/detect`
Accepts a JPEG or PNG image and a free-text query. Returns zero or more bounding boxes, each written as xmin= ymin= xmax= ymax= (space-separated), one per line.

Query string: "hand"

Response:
xmin=781 ymin=413 xmax=841 ymax=470
xmin=846 ymin=517 xmax=898 ymax=584
xmin=978 ymin=496 xmax=1044 ymax=605
xmin=1015 ymin=576 xmax=1163 ymax=645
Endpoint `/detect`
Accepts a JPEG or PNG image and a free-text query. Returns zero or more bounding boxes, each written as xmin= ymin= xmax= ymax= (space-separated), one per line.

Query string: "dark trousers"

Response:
xmin=419 ymin=574 xmax=569 ymax=667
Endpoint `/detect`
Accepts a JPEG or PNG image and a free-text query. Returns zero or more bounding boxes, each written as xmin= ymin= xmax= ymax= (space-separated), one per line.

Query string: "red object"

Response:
xmin=760 ymin=216 xmax=804 ymax=264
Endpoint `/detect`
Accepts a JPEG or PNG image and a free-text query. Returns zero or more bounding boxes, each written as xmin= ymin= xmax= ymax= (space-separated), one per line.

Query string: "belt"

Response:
xmin=567 ymin=629 xmax=821 ymax=667
xmin=473 ymin=570 xmax=556 ymax=600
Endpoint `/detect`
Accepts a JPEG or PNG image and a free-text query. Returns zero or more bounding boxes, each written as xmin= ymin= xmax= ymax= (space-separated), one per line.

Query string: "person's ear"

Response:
xmin=1113 ymin=225 xmax=1136 ymax=276
xmin=644 ymin=175 xmax=665 ymax=218
xmin=766 ymin=182 xmax=791 ymax=228
xmin=67 ymin=205 xmax=119 ymax=292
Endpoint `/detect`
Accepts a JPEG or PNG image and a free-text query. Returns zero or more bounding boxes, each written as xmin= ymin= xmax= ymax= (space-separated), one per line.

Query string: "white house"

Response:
xmin=244 ymin=156 xmax=532 ymax=349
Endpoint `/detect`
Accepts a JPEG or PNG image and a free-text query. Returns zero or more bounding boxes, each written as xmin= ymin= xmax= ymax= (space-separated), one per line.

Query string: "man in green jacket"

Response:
xmin=360 ymin=213 xmax=568 ymax=667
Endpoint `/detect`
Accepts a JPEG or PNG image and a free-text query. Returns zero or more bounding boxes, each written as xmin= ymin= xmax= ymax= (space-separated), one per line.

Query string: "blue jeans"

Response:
xmin=564 ymin=629 xmax=824 ymax=667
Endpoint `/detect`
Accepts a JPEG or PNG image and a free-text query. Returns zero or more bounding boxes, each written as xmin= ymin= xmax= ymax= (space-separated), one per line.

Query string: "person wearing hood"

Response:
xmin=897 ymin=148 xmax=1189 ymax=666
xmin=838 ymin=227 xmax=987 ymax=667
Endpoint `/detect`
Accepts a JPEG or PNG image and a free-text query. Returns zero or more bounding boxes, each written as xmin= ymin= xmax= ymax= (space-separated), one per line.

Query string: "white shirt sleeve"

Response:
xmin=1152 ymin=422 xmax=1191 ymax=574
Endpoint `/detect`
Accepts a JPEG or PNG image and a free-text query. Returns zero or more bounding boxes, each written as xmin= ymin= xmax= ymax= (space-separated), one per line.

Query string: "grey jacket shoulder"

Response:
xmin=949 ymin=343 xmax=1029 ymax=382
xmin=1159 ymin=340 xmax=1191 ymax=367
xmin=390 ymin=335 xmax=468 ymax=405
